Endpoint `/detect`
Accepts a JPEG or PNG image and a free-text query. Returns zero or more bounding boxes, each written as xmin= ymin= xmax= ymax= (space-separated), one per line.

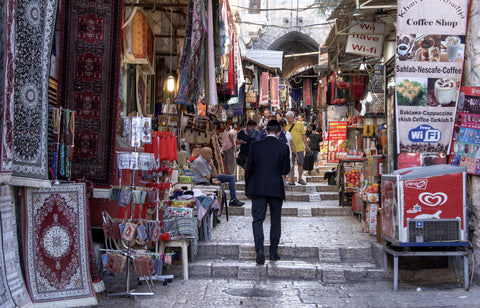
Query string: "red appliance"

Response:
xmin=381 ymin=165 xmax=467 ymax=246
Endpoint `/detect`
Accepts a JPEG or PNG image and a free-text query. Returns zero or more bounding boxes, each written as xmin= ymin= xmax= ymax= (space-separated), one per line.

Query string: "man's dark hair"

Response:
xmin=279 ymin=118 xmax=287 ymax=127
xmin=266 ymin=120 xmax=281 ymax=134
xmin=247 ymin=119 xmax=257 ymax=127
xmin=316 ymin=126 xmax=322 ymax=133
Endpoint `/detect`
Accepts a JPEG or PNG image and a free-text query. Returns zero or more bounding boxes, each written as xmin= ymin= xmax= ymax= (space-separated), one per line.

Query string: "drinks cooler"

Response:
xmin=381 ymin=165 xmax=468 ymax=247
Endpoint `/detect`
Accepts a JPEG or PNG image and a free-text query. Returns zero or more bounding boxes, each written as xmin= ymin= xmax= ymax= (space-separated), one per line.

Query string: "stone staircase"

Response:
xmin=173 ymin=166 xmax=389 ymax=284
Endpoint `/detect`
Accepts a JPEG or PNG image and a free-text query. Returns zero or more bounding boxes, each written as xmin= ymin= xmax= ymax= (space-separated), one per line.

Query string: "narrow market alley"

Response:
xmin=96 ymin=166 xmax=480 ymax=307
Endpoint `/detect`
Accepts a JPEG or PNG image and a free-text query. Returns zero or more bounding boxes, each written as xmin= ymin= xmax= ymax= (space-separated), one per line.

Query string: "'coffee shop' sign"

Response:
xmin=345 ymin=21 xmax=385 ymax=58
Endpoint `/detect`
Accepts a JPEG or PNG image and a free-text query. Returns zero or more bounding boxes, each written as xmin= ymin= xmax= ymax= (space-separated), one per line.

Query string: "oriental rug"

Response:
xmin=0 ymin=185 xmax=32 ymax=307
xmin=57 ymin=0 xmax=122 ymax=185
xmin=24 ymin=183 xmax=97 ymax=306
xmin=11 ymin=0 xmax=57 ymax=179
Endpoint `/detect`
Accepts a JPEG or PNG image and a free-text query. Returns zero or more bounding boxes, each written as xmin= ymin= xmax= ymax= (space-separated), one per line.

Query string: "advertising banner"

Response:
xmin=395 ymin=0 xmax=469 ymax=168
xmin=346 ymin=21 xmax=385 ymax=58
xmin=327 ymin=121 xmax=347 ymax=163
xmin=449 ymin=87 xmax=480 ymax=174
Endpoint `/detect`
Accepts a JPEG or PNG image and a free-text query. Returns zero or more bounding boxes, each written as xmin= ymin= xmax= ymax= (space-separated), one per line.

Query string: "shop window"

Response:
xmin=249 ymin=0 xmax=261 ymax=14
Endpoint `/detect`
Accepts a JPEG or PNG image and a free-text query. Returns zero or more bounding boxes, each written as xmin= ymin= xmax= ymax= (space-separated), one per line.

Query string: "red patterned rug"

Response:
xmin=57 ymin=0 xmax=123 ymax=185
xmin=24 ymin=183 xmax=96 ymax=306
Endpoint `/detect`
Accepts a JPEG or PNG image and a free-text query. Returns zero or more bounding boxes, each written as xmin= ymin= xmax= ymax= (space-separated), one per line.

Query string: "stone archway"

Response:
xmin=267 ymin=31 xmax=319 ymax=78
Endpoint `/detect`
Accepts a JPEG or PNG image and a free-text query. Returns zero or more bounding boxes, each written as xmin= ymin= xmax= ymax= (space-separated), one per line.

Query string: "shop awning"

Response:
xmin=244 ymin=50 xmax=284 ymax=72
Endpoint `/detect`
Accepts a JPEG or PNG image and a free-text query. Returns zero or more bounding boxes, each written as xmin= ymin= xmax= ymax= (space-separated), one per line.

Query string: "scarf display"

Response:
xmin=260 ymin=72 xmax=270 ymax=106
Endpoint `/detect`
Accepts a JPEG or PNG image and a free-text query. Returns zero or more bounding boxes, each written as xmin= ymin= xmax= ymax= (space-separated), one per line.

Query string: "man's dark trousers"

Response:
xmin=252 ymin=196 xmax=283 ymax=256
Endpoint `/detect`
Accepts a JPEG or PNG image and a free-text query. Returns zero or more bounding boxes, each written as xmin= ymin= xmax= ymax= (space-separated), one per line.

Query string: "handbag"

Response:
xmin=303 ymin=151 xmax=315 ymax=171
xmin=245 ymin=91 xmax=256 ymax=103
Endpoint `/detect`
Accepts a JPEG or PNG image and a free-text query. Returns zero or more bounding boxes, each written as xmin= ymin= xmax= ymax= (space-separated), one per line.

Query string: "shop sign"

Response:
xmin=395 ymin=0 xmax=468 ymax=168
xmin=327 ymin=121 xmax=347 ymax=163
xmin=345 ymin=21 xmax=385 ymax=58
xmin=449 ymin=87 xmax=480 ymax=175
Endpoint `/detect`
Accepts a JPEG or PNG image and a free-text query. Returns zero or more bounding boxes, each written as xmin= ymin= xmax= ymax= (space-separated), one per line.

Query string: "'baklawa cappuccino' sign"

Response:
xmin=395 ymin=0 xmax=468 ymax=169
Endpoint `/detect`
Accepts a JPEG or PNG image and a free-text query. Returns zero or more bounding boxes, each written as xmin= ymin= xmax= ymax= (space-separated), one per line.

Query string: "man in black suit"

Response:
xmin=245 ymin=120 xmax=291 ymax=265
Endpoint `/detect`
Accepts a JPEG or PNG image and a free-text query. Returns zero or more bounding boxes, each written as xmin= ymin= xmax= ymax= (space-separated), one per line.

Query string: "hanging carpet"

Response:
xmin=57 ymin=0 xmax=122 ymax=185
xmin=0 ymin=185 xmax=32 ymax=307
xmin=24 ymin=183 xmax=97 ymax=306
xmin=10 ymin=0 xmax=58 ymax=179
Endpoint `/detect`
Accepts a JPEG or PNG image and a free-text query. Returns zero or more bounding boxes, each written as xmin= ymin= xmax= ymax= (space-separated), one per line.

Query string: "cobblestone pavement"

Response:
xmin=97 ymin=277 xmax=480 ymax=307
xmin=210 ymin=214 xmax=373 ymax=248
xmin=96 ymin=166 xmax=479 ymax=307
xmin=97 ymin=212 xmax=479 ymax=307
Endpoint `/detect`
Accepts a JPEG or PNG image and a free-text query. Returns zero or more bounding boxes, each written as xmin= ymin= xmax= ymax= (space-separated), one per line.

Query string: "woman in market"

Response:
xmin=221 ymin=125 xmax=237 ymax=175
xmin=236 ymin=120 xmax=258 ymax=169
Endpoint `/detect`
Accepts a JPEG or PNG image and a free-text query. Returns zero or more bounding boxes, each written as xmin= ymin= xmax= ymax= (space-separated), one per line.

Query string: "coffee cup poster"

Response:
xmin=449 ymin=87 xmax=480 ymax=175
xmin=395 ymin=0 xmax=468 ymax=169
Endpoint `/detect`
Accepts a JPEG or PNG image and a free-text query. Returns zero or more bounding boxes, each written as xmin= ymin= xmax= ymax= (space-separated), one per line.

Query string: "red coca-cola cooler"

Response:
xmin=381 ymin=165 xmax=468 ymax=247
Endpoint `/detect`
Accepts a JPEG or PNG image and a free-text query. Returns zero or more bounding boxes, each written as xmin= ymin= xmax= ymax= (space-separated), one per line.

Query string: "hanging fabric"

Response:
xmin=270 ymin=76 xmax=280 ymax=108
xmin=207 ymin=0 xmax=218 ymax=106
xmin=259 ymin=72 xmax=269 ymax=106
xmin=304 ymin=78 xmax=312 ymax=106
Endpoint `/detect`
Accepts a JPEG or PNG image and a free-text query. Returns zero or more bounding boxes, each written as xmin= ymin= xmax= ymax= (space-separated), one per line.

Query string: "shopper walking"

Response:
xmin=307 ymin=126 xmax=323 ymax=171
xmin=236 ymin=120 xmax=258 ymax=169
xmin=258 ymin=109 xmax=270 ymax=128
xmin=285 ymin=111 xmax=310 ymax=185
xmin=245 ymin=120 xmax=291 ymax=265
xmin=279 ymin=119 xmax=297 ymax=185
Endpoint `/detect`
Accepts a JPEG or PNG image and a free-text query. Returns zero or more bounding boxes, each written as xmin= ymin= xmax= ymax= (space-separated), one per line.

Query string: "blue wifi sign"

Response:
xmin=408 ymin=125 xmax=441 ymax=143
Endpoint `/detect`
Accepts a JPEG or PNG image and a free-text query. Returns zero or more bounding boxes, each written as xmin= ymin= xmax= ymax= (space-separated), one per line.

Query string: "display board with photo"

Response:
xmin=394 ymin=0 xmax=469 ymax=168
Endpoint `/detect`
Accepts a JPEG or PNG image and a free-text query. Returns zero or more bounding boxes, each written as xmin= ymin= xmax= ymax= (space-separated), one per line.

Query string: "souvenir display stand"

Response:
xmin=103 ymin=146 xmax=155 ymax=298
xmin=337 ymin=158 xmax=363 ymax=207
xmin=101 ymin=117 xmax=180 ymax=298
xmin=357 ymin=155 xmax=383 ymax=236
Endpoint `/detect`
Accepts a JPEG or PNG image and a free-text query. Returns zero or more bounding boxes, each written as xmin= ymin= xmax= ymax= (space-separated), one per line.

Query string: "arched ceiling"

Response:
xmin=268 ymin=31 xmax=319 ymax=79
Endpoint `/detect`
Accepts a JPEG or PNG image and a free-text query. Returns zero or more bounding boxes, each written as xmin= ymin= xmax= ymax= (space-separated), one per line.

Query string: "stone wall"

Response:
xmin=464 ymin=0 xmax=480 ymax=285
xmin=232 ymin=0 xmax=331 ymax=49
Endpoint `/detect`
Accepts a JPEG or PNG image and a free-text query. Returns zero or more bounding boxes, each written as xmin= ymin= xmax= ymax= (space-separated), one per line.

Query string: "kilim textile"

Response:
xmin=10 ymin=0 xmax=57 ymax=179
xmin=57 ymin=0 xmax=122 ymax=185
xmin=24 ymin=183 xmax=97 ymax=306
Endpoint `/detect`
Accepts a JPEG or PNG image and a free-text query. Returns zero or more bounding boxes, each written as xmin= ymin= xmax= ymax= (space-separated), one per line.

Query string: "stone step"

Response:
xmin=232 ymin=190 xmax=339 ymax=202
xmin=234 ymin=182 xmax=337 ymax=193
xmin=196 ymin=243 xmax=373 ymax=264
xmin=227 ymin=205 xmax=350 ymax=217
xmin=177 ymin=259 xmax=387 ymax=283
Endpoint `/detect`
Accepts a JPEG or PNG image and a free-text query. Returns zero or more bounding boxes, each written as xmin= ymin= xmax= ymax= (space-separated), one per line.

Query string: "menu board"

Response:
xmin=449 ymin=87 xmax=480 ymax=174
xmin=395 ymin=0 xmax=468 ymax=168
xmin=327 ymin=121 xmax=347 ymax=163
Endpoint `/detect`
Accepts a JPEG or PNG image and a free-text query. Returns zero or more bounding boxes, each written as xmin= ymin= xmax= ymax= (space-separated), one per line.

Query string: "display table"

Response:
xmin=383 ymin=245 xmax=470 ymax=291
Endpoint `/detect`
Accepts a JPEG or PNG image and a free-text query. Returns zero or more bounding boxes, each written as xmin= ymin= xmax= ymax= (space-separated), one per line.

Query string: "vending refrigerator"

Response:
xmin=381 ymin=165 xmax=468 ymax=247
